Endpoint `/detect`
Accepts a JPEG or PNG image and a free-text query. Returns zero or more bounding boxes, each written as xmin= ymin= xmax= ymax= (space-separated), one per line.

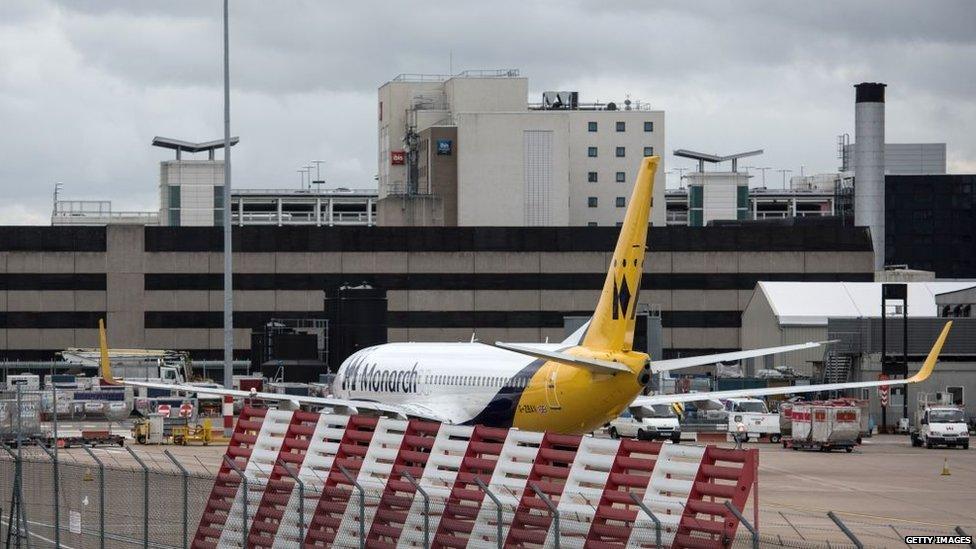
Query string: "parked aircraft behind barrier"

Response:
xmin=97 ymin=156 xmax=951 ymax=435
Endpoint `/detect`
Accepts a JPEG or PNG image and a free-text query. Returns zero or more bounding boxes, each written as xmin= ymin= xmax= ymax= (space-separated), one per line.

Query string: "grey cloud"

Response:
xmin=0 ymin=0 xmax=973 ymax=223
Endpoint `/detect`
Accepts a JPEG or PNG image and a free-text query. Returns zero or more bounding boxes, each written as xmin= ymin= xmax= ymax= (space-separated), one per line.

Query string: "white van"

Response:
xmin=726 ymin=397 xmax=781 ymax=443
xmin=608 ymin=405 xmax=681 ymax=443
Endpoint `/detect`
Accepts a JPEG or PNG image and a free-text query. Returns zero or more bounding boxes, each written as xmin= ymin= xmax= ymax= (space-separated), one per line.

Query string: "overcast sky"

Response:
xmin=1 ymin=1 xmax=973 ymax=224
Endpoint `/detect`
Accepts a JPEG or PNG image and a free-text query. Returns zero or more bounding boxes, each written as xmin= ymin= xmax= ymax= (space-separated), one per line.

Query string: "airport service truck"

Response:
xmin=911 ymin=393 xmax=969 ymax=449
xmin=726 ymin=397 xmax=781 ymax=443
xmin=608 ymin=405 xmax=682 ymax=443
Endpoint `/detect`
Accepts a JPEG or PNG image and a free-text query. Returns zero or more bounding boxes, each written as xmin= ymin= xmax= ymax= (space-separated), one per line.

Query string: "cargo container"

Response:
xmin=785 ymin=404 xmax=860 ymax=452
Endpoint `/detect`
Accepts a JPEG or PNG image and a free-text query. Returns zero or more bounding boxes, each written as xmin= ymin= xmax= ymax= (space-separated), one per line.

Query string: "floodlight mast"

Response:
xmin=222 ymin=0 xmax=234 ymax=402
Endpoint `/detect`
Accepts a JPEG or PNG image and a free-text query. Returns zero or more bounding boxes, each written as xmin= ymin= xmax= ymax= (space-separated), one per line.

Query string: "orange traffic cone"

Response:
xmin=941 ymin=458 xmax=951 ymax=476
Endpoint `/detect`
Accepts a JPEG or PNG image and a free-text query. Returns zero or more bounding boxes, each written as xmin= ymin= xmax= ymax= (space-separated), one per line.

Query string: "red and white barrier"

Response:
xmin=195 ymin=407 xmax=758 ymax=549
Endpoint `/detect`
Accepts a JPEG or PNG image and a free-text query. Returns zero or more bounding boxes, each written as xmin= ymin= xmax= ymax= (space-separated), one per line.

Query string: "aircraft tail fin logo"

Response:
xmin=582 ymin=156 xmax=658 ymax=352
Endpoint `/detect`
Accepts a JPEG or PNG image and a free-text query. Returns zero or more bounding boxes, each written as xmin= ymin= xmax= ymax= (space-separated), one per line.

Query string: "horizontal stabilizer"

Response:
xmin=493 ymin=342 xmax=631 ymax=374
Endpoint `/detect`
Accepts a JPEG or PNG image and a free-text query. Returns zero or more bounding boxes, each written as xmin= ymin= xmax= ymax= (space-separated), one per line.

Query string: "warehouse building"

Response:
xmin=0 ymin=222 xmax=872 ymax=364
xmin=741 ymin=281 xmax=976 ymax=418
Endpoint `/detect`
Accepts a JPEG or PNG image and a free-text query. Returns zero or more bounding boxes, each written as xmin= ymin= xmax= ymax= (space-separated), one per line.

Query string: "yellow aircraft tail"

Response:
xmin=98 ymin=319 xmax=119 ymax=385
xmin=581 ymin=156 xmax=658 ymax=353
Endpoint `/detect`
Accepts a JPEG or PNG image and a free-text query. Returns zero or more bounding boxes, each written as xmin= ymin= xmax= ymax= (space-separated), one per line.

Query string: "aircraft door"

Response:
xmin=545 ymin=364 xmax=563 ymax=411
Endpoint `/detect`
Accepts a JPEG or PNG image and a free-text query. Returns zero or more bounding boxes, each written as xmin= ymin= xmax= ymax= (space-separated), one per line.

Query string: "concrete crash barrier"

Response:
xmin=193 ymin=406 xmax=759 ymax=549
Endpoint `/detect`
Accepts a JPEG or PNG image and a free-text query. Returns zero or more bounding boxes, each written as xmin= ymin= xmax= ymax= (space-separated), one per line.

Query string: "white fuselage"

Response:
xmin=331 ymin=342 xmax=564 ymax=426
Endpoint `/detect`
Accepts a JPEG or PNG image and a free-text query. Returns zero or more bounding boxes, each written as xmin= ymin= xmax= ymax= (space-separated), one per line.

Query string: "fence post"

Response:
xmin=223 ymin=456 xmax=249 ymax=549
xmin=125 ymin=446 xmax=150 ymax=549
xmin=827 ymin=511 xmax=863 ymax=549
xmin=36 ymin=443 xmax=60 ymax=548
xmin=1 ymin=444 xmax=29 ymax=548
xmin=164 ymin=450 xmax=190 ymax=549
xmin=402 ymin=471 xmax=429 ymax=549
xmin=955 ymin=527 xmax=975 ymax=549
xmin=724 ymin=501 xmax=759 ymax=549
xmin=629 ymin=492 xmax=662 ymax=548
xmin=474 ymin=477 xmax=503 ymax=549
xmin=81 ymin=446 xmax=105 ymax=549
xmin=529 ymin=483 xmax=559 ymax=549
xmin=276 ymin=459 xmax=305 ymax=545
xmin=337 ymin=464 xmax=365 ymax=549
xmin=13 ymin=382 xmax=31 ymax=548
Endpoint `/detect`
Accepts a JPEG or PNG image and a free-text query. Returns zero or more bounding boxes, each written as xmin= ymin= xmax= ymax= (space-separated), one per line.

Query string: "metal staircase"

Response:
xmin=822 ymin=352 xmax=854 ymax=384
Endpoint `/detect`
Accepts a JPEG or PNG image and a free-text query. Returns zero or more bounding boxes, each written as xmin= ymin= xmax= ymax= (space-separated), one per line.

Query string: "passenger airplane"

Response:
xmin=97 ymin=156 xmax=953 ymax=435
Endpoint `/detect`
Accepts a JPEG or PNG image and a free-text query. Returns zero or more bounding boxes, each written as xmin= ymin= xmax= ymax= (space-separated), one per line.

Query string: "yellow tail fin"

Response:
xmin=582 ymin=156 xmax=659 ymax=352
xmin=98 ymin=319 xmax=119 ymax=385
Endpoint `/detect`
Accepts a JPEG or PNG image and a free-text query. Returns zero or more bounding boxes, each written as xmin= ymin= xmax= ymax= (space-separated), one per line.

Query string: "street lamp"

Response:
xmin=221 ymin=0 xmax=233 ymax=398
xmin=311 ymin=160 xmax=325 ymax=186
xmin=752 ymin=167 xmax=771 ymax=188
xmin=777 ymin=169 xmax=793 ymax=190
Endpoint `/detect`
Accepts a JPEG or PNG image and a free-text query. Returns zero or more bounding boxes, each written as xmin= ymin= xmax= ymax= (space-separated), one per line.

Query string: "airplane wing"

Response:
xmin=633 ymin=321 xmax=951 ymax=407
xmin=111 ymin=377 xmax=451 ymax=422
xmin=647 ymin=340 xmax=834 ymax=373
xmin=95 ymin=320 xmax=449 ymax=423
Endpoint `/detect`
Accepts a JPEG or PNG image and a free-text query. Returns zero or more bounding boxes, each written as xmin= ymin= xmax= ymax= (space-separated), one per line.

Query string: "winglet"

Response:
xmin=98 ymin=319 xmax=119 ymax=385
xmin=907 ymin=321 xmax=952 ymax=383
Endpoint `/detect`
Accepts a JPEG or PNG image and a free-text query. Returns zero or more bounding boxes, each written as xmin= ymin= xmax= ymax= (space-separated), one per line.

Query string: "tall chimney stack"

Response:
xmin=854 ymin=82 xmax=886 ymax=272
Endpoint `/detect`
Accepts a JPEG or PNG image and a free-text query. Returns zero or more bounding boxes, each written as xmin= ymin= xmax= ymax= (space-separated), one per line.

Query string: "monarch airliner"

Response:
xmin=98 ymin=156 xmax=952 ymax=435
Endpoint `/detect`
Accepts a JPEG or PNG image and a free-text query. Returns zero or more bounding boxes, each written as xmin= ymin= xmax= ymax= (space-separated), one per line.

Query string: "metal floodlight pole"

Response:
xmin=125 ymin=446 xmax=150 ymax=549
xmin=529 ymin=483 xmax=559 ymax=549
xmin=474 ymin=477 xmax=503 ymax=549
xmin=82 ymin=446 xmax=106 ymax=549
xmin=402 ymin=471 xmax=429 ymax=549
xmin=164 ymin=450 xmax=190 ymax=549
xmin=312 ymin=160 xmax=325 ymax=183
xmin=628 ymin=492 xmax=662 ymax=549
xmin=337 ymin=465 xmax=365 ymax=549
xmin=224 ymin=456 xmax=249 ymax=549
xmin=221 ymin=0 xmax=234 ymax=409
xmin=276 ymin=459 xmax=306 ymax=545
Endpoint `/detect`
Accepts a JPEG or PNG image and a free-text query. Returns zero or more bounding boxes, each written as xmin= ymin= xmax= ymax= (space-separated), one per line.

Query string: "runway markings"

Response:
xmin=0 ymin=517 xmax=80 ymax=549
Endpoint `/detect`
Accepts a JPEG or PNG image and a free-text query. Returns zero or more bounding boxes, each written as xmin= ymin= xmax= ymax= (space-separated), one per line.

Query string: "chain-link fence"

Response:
xmin=0 ymin=449 xmax=973 ymax=548
xmin=0 ymin=447 xmax=214 ymax=549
